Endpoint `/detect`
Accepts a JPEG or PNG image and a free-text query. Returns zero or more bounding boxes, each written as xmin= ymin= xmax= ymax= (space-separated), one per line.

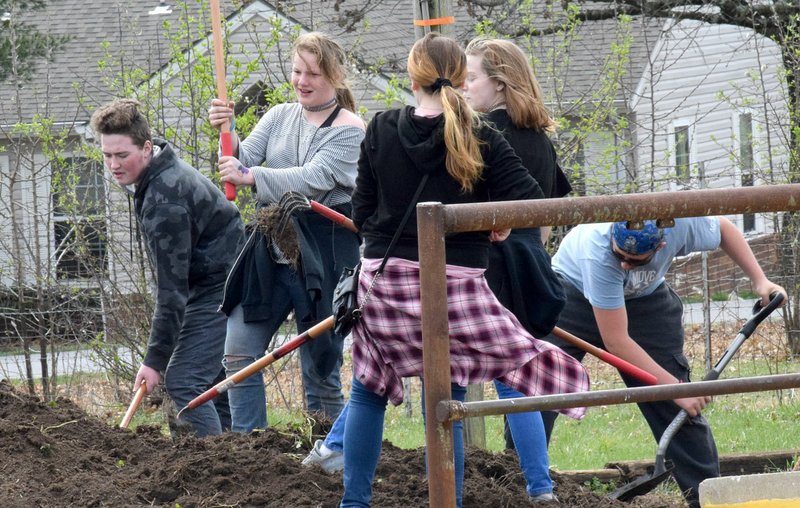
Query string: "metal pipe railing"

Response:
xmin=436 ymin=373 xmax=800 ymax=422
xmin=416 ymin=184 xmax=800 ymax=507
xmin=444 ymin=183 xmax=800 ymax=232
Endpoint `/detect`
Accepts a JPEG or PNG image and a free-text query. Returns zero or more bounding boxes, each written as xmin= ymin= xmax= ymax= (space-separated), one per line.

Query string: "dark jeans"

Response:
xmin=210 ymin=367 xmax=231 ymax=432
xmin=540 ymin=278 xmax=719 ymax=508
xmin=166 ymin=280 xmax=228 ymax=437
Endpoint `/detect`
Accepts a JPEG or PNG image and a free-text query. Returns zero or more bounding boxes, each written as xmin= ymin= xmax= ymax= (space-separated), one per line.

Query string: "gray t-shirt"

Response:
xmin=552 ymin=217 xmax=720 ymax=309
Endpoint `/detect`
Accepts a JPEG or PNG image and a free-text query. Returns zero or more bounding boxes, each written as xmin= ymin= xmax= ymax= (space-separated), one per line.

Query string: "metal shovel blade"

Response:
xmin=608 ymin=459 xmax=674 ymax=501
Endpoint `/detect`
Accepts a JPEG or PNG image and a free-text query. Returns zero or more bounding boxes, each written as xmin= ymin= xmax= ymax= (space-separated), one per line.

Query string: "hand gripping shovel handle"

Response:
xmin=120 ymin=381 xmax=147 ymax=429
xmin=707 ymin=292 xmax=784 ymax=379
xmin=551 ymin=327 xmax=658 ymax=386
xmin=650 ymin=295 xmax=784 ymax=482
xmin=177 ymin=316 xmax=335 ymax=417
xmin=210 ymin=0 xmax=236 ymax=201
xmin=611 ymin=292 xmax=784 ymax=501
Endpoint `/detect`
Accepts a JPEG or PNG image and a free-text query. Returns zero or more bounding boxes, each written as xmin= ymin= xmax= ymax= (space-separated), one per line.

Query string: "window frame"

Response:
xmin=50 ymin=156 xmax=108 ymax=281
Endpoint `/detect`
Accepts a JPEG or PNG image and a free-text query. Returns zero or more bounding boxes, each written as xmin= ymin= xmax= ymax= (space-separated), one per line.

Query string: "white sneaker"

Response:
xmin=529 ymin=492 xmax=559 ymax=504
xmin=301 ymin=439 xmax=344 ymax=473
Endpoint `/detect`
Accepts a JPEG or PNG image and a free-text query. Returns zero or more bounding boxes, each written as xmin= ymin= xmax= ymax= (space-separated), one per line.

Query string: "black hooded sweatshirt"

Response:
xmin=352 ymin=106 xmax=543 ymax=268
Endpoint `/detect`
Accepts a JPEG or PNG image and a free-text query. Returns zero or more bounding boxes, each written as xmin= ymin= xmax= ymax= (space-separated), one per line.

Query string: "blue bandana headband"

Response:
xmin=611 ymin=220 xmax=666 ymax=255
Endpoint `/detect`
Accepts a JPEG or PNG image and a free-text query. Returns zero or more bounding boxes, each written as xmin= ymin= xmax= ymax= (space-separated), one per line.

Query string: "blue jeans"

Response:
xmin=324 ymin=401 xmax=347 ymax=453
xmin=224 ymin=265 xmax=344 ymax=433
xmin=493 ymin=380 xmax=552 ymax=496
xmin=341 ymin=378 xmax=466 ymax=508
xmin=167 ymin=281 xmax=228 ymax=437
xmin=329 ymin=381 xmax=552 ymax=497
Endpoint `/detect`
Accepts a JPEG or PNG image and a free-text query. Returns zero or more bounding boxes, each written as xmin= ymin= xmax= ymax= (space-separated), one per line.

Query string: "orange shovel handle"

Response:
xmin=552 ymin=327 xmax=658 ymax=385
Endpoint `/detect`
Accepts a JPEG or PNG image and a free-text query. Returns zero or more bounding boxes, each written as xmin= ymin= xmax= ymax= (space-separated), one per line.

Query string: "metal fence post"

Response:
xmin=417 ymin=202 xmax=456 ymax=507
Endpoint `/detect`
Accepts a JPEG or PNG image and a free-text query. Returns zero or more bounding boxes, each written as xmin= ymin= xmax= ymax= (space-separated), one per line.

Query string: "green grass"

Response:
xmin=379 ymin=388 xmax=800 ymax=471
xmin=377 ymin=356 xmax=800 ymax=471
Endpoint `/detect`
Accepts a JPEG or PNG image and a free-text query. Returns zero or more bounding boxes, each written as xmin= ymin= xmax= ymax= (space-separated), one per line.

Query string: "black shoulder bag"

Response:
xmin=332 ymin=174 xmax=429 ymax=336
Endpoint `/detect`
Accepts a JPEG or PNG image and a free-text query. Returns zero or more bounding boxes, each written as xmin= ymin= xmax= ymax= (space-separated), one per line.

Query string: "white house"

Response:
xmin=0 ymin=0 xmax=789 ymax=313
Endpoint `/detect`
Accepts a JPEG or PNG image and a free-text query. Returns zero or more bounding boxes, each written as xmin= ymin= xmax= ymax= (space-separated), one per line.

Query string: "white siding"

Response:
xmin=631 ymin=20 xmax=789 ymax=234
xmin=0 ymin=154 xmax=13 ymax=287
xmin=104 ymin=180 xmax=146 ymax=295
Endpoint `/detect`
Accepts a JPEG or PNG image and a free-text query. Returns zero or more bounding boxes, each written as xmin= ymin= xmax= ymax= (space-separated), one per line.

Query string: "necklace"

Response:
xmin=296 ymin=110 xmax=322 ymax=166
xmin=303 ymin=96 xmax=337 ymax=112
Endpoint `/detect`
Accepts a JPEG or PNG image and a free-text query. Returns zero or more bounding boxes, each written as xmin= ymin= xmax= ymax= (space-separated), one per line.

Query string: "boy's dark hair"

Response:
xmin=90 ymin=99 xmax=152 ymax=148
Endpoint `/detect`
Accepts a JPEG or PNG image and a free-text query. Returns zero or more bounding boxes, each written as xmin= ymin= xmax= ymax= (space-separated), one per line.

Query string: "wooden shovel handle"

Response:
xmin=179 ymin=316 xmax=335 ymax=413
xmin=552 ymin=327 xmax=658 ymax=386
xmin=120 ymin=381 xmax=147 ymax=429
xmin=309 ymin=201 xmax=359 ymax=233
xmin=210 ymin=0 xmax=236 ymax=201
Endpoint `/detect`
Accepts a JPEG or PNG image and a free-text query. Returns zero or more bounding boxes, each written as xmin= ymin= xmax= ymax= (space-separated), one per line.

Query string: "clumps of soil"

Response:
xmin=255 ymin=204 xmax=300 ymax=265
xmin=0 ymin=380 xmax=684 ymax=507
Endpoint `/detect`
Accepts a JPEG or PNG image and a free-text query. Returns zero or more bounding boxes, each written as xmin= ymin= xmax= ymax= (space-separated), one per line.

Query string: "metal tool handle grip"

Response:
xmin=742 ymin=292 xmax=784 ymax=337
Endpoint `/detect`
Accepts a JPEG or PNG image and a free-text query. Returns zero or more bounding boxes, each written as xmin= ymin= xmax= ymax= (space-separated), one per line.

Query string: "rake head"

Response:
xmin=250 ymin=191 xmax=308 ymax=267
xmin=269 ymin=191 xmax=310 ymax=237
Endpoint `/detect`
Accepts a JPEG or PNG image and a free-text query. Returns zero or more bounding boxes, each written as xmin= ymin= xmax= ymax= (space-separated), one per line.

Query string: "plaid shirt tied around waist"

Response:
xmin=351 ymin=257 xmax=589 ymax=419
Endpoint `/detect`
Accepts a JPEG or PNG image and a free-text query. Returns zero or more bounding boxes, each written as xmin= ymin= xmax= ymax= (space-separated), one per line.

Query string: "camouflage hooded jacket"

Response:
xmin=134 ymin=139 xmax=244 ymax=372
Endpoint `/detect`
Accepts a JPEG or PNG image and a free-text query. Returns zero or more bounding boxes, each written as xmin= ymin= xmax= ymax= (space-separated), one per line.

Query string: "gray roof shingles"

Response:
xmin=0 ymin=0 xmax=663 ymax=127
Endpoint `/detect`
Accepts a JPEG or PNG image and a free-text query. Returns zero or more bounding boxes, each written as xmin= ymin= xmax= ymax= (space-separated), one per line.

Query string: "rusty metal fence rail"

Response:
xmin=415 ymin=183 xmax=800 ymax=507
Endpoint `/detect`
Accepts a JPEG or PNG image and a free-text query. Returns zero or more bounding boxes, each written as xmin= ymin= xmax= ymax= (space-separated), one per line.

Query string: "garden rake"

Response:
xmin=277 ymin=191 xmax=359 ymax=234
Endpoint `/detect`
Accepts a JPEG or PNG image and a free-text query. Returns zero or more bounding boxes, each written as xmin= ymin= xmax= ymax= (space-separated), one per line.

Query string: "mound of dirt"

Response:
xmin=0 ymin=380 xmax=684 ymax=507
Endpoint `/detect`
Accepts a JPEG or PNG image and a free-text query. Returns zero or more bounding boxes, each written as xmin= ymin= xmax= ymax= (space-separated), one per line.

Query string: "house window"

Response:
xmin=51 ymin=157 xmax=107 ymax=279
xmin=739 ymin=113 xmax=755 ymax=232
xmin=675 ymin=125 xmax=690 ymax=183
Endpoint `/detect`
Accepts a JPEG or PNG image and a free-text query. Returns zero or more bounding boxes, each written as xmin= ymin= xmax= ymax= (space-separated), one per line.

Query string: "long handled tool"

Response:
xmin=119 ymin=380 xmax=146 ymax=429
xmin=176 ymin=316 xmax=335 ymax=419
xmin=277 ymin=191 xmax=659 ymax=386
xmin=609 ymin=292 xmax=784 ymax=502
xmin=552 ymin=327 xmax=658 ymax=385
xmin=278 ymin=191 xmax=359 ymax=233
xmin=210 ymin=0 xmax=236 ymax=201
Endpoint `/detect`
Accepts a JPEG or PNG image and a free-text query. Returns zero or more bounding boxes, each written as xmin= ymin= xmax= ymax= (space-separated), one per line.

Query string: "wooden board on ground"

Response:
xmin=602 ymin=449 xmax=798 ymax=480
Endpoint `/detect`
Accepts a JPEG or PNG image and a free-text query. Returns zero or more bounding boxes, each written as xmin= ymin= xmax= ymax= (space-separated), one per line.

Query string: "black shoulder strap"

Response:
xmin=377 ymin=173 xmax=430 ymax=275
xmin=320 ymin=105 xmax=342 ymax=129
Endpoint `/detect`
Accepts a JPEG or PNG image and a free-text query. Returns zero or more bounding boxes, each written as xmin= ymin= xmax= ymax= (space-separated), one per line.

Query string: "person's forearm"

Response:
xmin=595 ymin=307 xmax=680 ymax=384
xmin=718 ymin=217 xmax=769 ymax=287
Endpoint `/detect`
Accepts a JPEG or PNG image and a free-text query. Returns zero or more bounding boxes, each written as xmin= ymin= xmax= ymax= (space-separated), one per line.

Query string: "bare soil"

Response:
xmin=0 ymin=379 xmax=687 ymax=508
xmin=2 ymin=319 xmax=788 ymax=507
